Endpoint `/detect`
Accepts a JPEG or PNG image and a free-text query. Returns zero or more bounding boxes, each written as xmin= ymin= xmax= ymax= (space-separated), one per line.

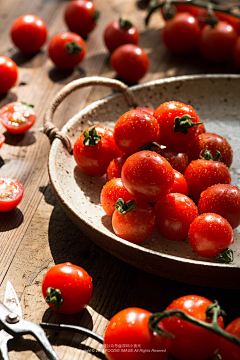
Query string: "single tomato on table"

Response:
xmin=0 ymin=102 xmax=36 ymax=134
xmin=73 ymin=125 xmax=122 ymax=177
xmin=10 ymin=14 xmax=48 ymax=53
xmin=112 ymin=199 xmax=156 ymax=244
xmin=198 ymin=184 xmax=240 ymax=229
xmin=104 ymin=307 xmax=170 ymax=360
xmin=42 ymin=262 xmax=93 ymax=314
xmin=64 ymin=0 xmax=100 ymax=38
xmin=110 ymin=44 xmax=149 ymax=84
xmin=0 ymin=177 xmax=24 ymax=212
xmin=0 ymin=56 xmax=18 ymax=94
xmin=153 ymin=101 xmax=201 ymax=152
xmin=104 ymin=18 xmax=139 ymax=53
xmin=48 ymin=32 xmax=86 ymax=70
xmin=162 ymin=295 xmax=224 ymax=360
xmin=121 ymin=150 xmax=174 ymax=203
xmin=154 ymin=193 xmax=198 ymax=241
xmin=113 ymin=109 xmax=160 ymax=155
xmin=188 ymin=213 xmax=234 ymax=258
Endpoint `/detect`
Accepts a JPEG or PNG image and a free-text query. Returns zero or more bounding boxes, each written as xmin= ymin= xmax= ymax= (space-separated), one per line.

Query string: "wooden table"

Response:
xmin=0 ymin=0 xmax=240 ymax=359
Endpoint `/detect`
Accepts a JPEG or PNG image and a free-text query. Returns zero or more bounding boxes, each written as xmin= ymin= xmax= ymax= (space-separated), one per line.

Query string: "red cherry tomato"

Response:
xmin=199 ymin=21 xmax=237 ymax=63
xmin=157 ymin=147 xmax=189 ymax=174
xmin=121 ymin=150 xmax=174 ymax=203
xmin=219 ymin=317 xmax=240 ymax=360
xmin=48 ymin=32 xmax=86 ymax=70
xmin=170 ymin=170 xmax=188 ymax=195
xmin=112 ymin=200 xmax=156 ymax=244
xmin=73 ymin=125 xmax=122 ymax=177
xmin=0 ymin=56 xmax=18 ymax=94
xmin=162 ymin=295 xmax=224 ymax=360
xmin=100 ymin=178 xmax=133 ymax=217
xmin=135 ymin=106 xmax=155 ymax=116
xmin=154 ymin=193 xmax=198 ymax=241
xmin=42 ymin=262 xmax=93 ymax=315
xmin=0 ymin=177 xmax=24 ymax=212
xmin=187 ymin=132 xmax=233 ymax=168
xmin=162 ymin=12 xmax=201 ymax=54
xmin=198 ymin=184 xmax=240 ymax=229
xmin=104 ymin=307 xmax=170 ymax=360
xmin=104 ymin=18 xmax=139 ymax=53
xmin=106 ymin=155 xmax=128 ymax=182
xmin=64 ymin=0 xmax=100 ymax=38
xmin=114 ymin=109 xmax=160 ymax=155
xmin=153 ymin=101 xmax=201 ymax=152
xmin=0 ymin=134 xmax=5 ymax=148
xmin=111 ymin=44 xmax=150 ymax=84
xmin=184 ymin=158 xmax=231 ymax=203
xmin=10 ymin=14 xmax=48 ymax=53
xmin=233 ymin=36 xmax=240 ymax=69
xmin=0 ymin=102 xmax=36 ymax=134
xmin=188 ymin=213 xmax=234 ymax=258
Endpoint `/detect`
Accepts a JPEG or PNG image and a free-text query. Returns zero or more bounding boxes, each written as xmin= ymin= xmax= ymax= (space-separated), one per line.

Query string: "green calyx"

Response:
xmin=149 ymin=301 xmax=240 ymax=348
xmin=199 ymin=149 xmax=222 ymax=162
xmin=174 ymin=114 xmax=201 ymax=134
xmin=119 ymin=18 xmax=133 ymax=29
xmin=216 ymin=248 xmax=234 ymax=264
xmin=93 ymin=10 xmax=100 ymax=23
xmin=45 ymin=287 xmax=63 ymax=312
xmin=162 ymin=1 xmax=177 ymax=20
xmin=21 ymin=102 xmax=34 ymax=108
xmin=115 ymin=198 xmax=136 ymax=214
xmin=65 ymin=41 xmax=82 ymax=55
xmin=83 ymin=127 xmax=101 ymax=146
xmin=141 ymin=141 xmax=160 ymax=151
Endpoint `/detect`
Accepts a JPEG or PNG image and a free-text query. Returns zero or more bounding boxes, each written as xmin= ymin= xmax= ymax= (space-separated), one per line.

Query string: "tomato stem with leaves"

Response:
xmin=83 ymin=127 xmax=102 ymax=146
xmin=115 ymin=198 xmax=136 ymax=214
xmin=174 ymin=114 xmax=201 ymax=134
xmin=45 ymin=287 xmax=63 ymax=312
xmin=141 ymin=141 xmax=160 ymax=151
xmin=149 ymin=301 xmax=240 ymax=347
xmin=200 ymin=148 xmax=222 ymax=161
xmin=216 ymin=248 xmax=234 ymax=264
xmin=65 ymin=41 xmax=82 ymax=55
xmin=146 ymin=0 xmax=240 ymax=25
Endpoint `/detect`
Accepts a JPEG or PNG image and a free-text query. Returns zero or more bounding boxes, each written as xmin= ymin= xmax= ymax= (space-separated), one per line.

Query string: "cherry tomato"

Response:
xmin=110 ymin=44 xmax=150 ymax=84
xmin=188 ymin=213 xmax=234 ymax=258
xmin=10 ymin=14 xmax=48 ymax=53
xmin=233 ymin=36 xmax=240 ymax=70
xmin=184 ymin=158 xmax=231 ymax=203
xmin=135 ymin=106 xmax=155 ymax=116
xmin=48 ymin=32 xmax=86 ymax=70
xmin=162 ymin=12 xmax=201 ymax=54
xmin=64 ymin=0 xmax=100 ymax=38
xmin=106 ymin=155 xmax=128 ymax=182
xmin=121 ymin=150 xmax=174 ymax=203
xmin=157 ymin=147 xmax=189 ymax=174
xmin=42 ymin=262 xmax=93 ymax=314
xmin=187 ymin=132 xmax=233 ymax=168
xmin=0 ymin=177 xmax=24 ymax=212
xmin=114 ymin=109 xmax=160 ymax=155
xmin=153 ymin=101 xmax=201 ymax=152
xmin=0 ymin=134 xmax=5 ymax=149
xmin=104 ymin=18 xmax=139 ymax=53
xmin=198 ymin=184 xmax=240 ymax=229
xmin=199 ymin=21 xmax=237 ymax=63
xmin=100 ymin=178 xmax=133 ymax=217
xmin=0 ymin=56 xmax=18 ymax=94
xmin=0 ymin=102 xmax=36 ymax=134
xmin=104 ymin=307 xmax=170 ymax=360
xmin=154 ymin=193 xmax=198 ymax=241
xmin=170 ymin=170 xmax=188 ymax=195
xmin=219 ymin=317 xmax=240 ymax=360
xmin=73 ymin=125 xmax=122 ymax=177
xmin=162 ymin=295 xmax=224 ymax=360
xmin=112 ymin=199 xmax=156 ymax=244
xmin=216 ymin=12 xmax=240 ymax=36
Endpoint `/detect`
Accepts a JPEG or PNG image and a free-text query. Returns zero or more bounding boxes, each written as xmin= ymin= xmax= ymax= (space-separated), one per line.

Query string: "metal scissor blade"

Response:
xmin=3 ymin=281 xmax=22 ymax=318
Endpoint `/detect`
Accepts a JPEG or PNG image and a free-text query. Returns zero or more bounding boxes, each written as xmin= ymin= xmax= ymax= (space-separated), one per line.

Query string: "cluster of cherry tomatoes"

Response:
xmin=147 ymin=0 xmax=240 ymax=67
xmin=73 ymin=100 xmax=240 ymax=262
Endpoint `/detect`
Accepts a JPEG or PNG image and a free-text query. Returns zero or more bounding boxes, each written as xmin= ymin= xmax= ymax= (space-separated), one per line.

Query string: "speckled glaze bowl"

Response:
xmin=44 ymin=75 xmax=240 ymax=289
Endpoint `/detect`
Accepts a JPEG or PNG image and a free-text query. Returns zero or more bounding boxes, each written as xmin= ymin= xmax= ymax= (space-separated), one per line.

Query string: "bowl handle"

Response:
xmin=43 ymin=76 xmax=138 ymax=153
